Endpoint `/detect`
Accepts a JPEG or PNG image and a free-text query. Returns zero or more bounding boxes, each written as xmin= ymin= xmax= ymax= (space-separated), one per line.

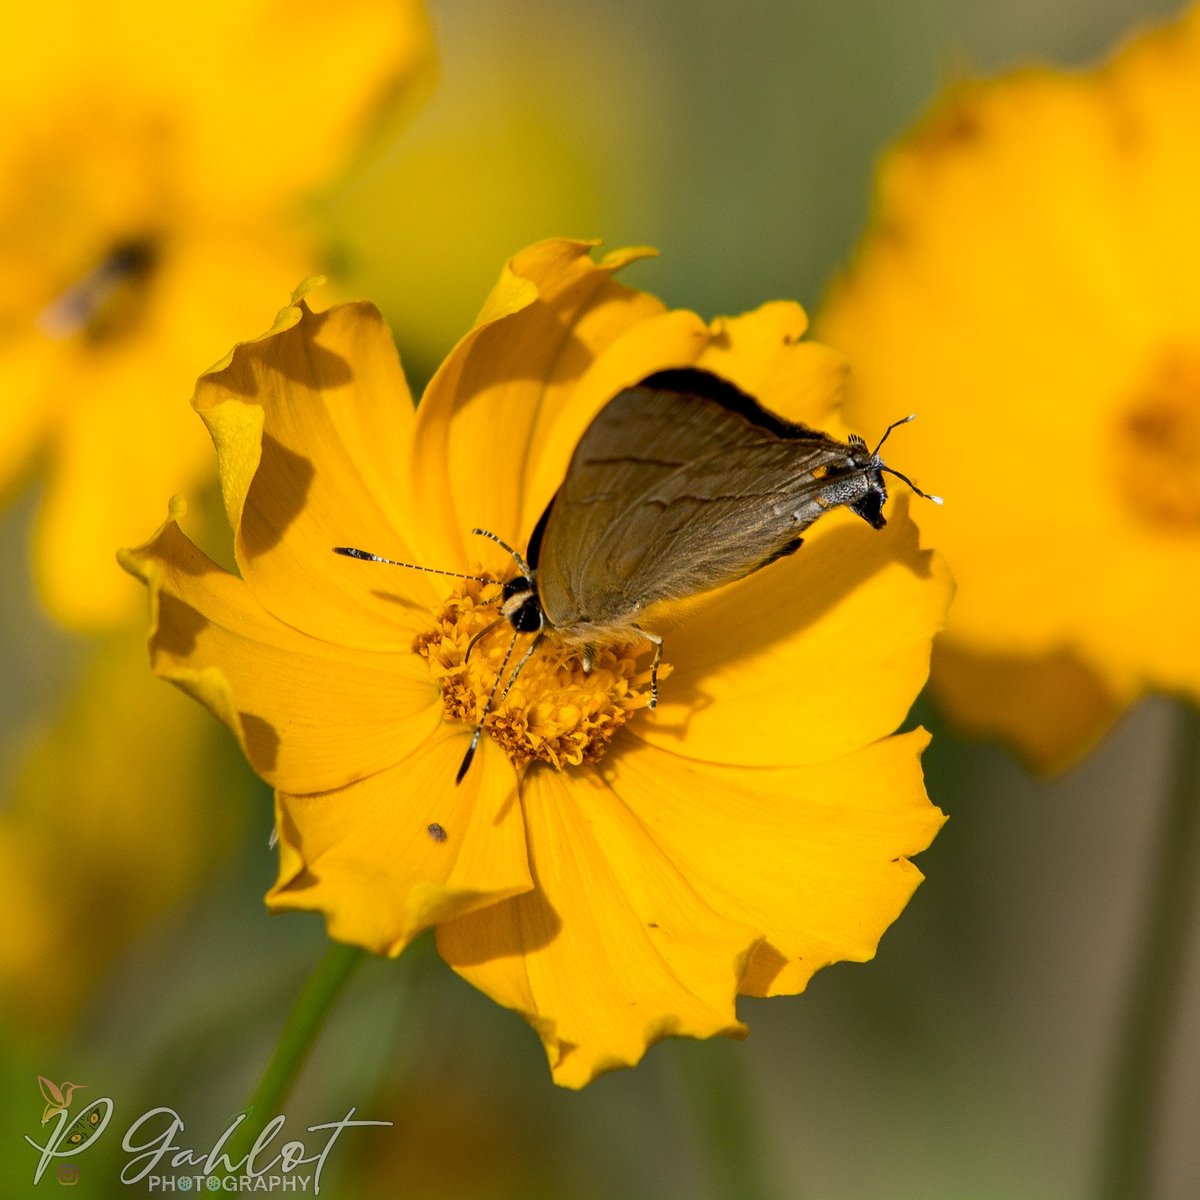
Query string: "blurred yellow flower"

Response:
xmin=0 ymin=633 xmax=242 ymax=1032
xmin=0 ymin=0 xmax=432 ymax=627
xmin=121 ymin=240 xmax=951 ymax=1087
xmin=818 ymin=6 xmax=1200 ymax=772
xmin=323 ymin=5 xmax=639 ymax=366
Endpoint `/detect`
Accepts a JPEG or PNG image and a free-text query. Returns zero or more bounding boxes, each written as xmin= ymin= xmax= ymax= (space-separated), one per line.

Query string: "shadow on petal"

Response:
xmin=451 ymin=270 xmax=608 ymax=400
xmin=440 ymin=881 xmax=563 ymax=966
xmin=154 ymin=591 xmax=210 ymax=658
xmin=238 ymin=711 xmax=281 ymax=776
xmin=277 ymin=335 xmax=356 ymax=390
xmin=741 ymin=940 xmax=796 ymax=994
xmin=214 ymin=309 xmax=356 ymax=397
xmin=660 ymin=499 xmax=935 ymax=708
xmin=241 ymin=433 xmax=315 ymax=559
xmin=367 ymin=585 xmax=440 ymax=620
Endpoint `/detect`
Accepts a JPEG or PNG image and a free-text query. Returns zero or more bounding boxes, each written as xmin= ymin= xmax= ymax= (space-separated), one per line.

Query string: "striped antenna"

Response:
xmin=332 ymin=546 xmax=497 ymax=583
xmin=469 ymin=527 xmax=533 ymax=578
xmin=454 ymin=529 xmax=547 ymax=782
xmin=336 ymin=531 xmax=541 ymax=785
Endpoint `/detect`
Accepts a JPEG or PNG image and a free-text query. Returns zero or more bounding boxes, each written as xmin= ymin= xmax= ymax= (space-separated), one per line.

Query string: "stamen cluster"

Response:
xmin=413 ymin=578 xmax=661 ymax=772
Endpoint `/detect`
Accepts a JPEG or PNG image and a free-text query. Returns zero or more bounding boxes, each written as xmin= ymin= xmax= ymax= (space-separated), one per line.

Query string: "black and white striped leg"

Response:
xmin=635 ymin=627 xmax=664 ymax=708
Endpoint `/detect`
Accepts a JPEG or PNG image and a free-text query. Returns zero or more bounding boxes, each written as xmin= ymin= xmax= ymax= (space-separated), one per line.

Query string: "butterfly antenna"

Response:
xmin=333 ymin=546 xmax=496 ymax=584
xmin=868 ymin=415 xmax=944 ymax=505
xmin=456 ymin=626 xmax=536 ymax=784
xmin=470 ymin=528 xmax=533 ymax=578
xmin=871 ymin=412 xmax=917 ymax=457
xmin=881 ymin=467 xmax=944 ymax=506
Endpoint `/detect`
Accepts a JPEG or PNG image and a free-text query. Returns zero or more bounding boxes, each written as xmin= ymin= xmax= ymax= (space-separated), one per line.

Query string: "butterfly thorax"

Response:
xmin=501 ymin=571 xmax=646 ymax=651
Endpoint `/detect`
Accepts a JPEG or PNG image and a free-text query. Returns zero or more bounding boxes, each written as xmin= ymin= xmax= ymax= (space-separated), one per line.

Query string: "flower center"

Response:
xmin=1 ymin=95 xmax=170 ymax=342
xmin=413 ymin=578 xmax=663 ymax=773
xmin=38 ymin=238 xmax=160 ymax=342
xmin=1112 ymin=348 xmax=1200 ymax=532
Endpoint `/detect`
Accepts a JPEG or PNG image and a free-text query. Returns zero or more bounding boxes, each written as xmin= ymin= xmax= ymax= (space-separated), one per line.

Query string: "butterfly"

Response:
xmin=337 ymin=366 xmax=939 ymax=779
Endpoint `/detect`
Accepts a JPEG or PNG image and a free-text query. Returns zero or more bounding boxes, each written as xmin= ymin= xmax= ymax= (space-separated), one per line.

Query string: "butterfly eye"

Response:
xmin=502 ymin=577 xmax=531 ymax=602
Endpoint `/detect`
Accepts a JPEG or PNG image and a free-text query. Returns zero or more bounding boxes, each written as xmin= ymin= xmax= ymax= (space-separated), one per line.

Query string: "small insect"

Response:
xmin=337 ymin=367 xmax=940 ymax=781
xmin=427 ymin=822 xmax=448 ymax=842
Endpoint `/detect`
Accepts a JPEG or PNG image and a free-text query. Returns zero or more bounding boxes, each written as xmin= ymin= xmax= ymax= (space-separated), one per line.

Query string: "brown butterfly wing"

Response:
xmin=536 ymin=369 xmax=855 ymax=628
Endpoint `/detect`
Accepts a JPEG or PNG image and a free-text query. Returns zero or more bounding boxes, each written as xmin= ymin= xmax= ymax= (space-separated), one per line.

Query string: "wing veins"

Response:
xmin=564 ymin=433 xmax=835 ymax=612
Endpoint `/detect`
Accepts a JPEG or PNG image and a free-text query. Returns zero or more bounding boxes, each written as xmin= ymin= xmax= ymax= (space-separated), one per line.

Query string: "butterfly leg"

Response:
xmin=457 ymin=630 xmax=541 ymax=785
xmin=634 ymin=627 xmax=664 ymax=708
xmin=465 ymin=615 xmax=505 ymax=664
xmin=496 ymin=633 xmax=543 ymax=708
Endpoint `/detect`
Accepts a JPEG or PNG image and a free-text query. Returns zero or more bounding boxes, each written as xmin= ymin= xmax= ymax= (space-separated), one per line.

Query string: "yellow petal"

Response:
xmin=120 ymin=507 xmax=441 ymax=793
xmin=816 ymin=6 xmax=1200 ymax=758
xmin=33 ymin=228 xmax=312 ymax=628
xmin=607 ymin=730 xmax=944 ymax=998
xmin=177 ymin=0 xmax=435 ymax=216
xmin=411 ymin=239 xmax=666 ymax=573
xmin=516 ymin=298 xmax=854 ymax=547
xmin=697 ymin=301 xmax=851 ymax=433
xmin=931 ymin=639 xmax=1131 ymax=775
xmin=515 ymin=307 xmax=712 ymax=536
xmin=2 ymin=0 xmax=432 ymax=628
xmin=821 ymin=72 xmax=1157 ymax=658
xmin=638 ymin=500 xmax=953 ymax=766
xmin=194 ymin=292 xmax=439 ymax=650
xmin=269 ymin=727 xmax=532 ymax=955
xmin=438 ymin=765 xmax=760 ymax=1088
xmin=8 ymin=0 xmax=435 ymax=219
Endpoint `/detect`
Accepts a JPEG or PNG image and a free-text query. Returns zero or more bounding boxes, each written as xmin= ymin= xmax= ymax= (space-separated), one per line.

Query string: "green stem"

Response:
xmin=677 ymin=1040 xmax=778 ymax=1200
xmin=1099 ymin=700 xmax=1200 ymax=1200
xmin=223 ymin=942 xmax=364 ymax=1169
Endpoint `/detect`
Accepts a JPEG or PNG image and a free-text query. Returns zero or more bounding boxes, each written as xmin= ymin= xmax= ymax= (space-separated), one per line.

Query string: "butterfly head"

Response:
xmin=836 ymin=433 xmax=888 ymax=529
xmin=500 ymin=574 xmax=544 ymax=633
xmin=839 ymin=418 xmax=942 ymax=529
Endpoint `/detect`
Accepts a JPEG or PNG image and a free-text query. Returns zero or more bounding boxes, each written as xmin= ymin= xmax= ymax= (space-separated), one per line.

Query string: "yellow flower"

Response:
xmin=0 ymin=634 xmax=243 ymax=1032
xmin=121 ymin=240 xmax=951 ymax=1087
xmin=818 ymin=7 xmax=1200 ymax=772
xmin=323 ymin=8 xmax=636 ymax=366
xmin=0 ymin=0 xmax=432 ymax=627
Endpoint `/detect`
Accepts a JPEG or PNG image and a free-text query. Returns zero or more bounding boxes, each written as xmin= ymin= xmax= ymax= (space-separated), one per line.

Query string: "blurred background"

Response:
xmin=3 ymin=1 xmax=1196 ymax=1197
